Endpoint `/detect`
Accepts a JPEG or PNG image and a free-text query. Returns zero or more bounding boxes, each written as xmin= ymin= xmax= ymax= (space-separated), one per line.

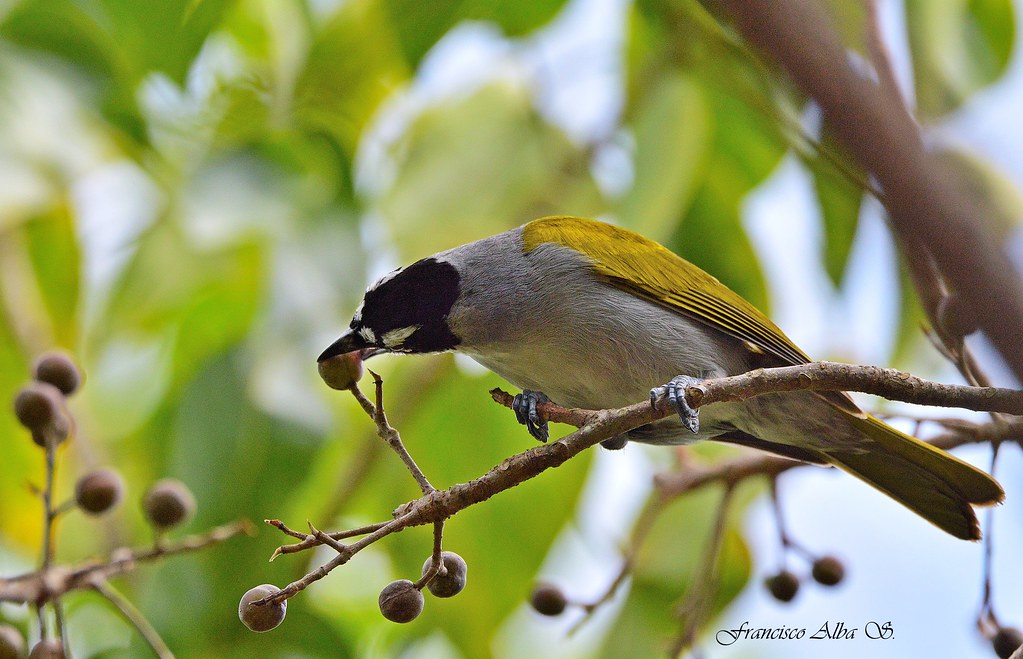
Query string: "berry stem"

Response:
xmin=53 ymin=601 xmax=68 ymax=653
xmin=415 ymin=522 xmax=446 ymax=590
xmin=38 ymin=428 xmax=60 ymax=643
xmin=52 ymin=498 xmax=77 ymax=517
xmin=351 ymin=372 xmax=436 ymax=495
xmin=40 ymin=431 xmax=58 ymax=570
xmin=92 ymin=578 xmax=173 ymax=659
xmin=670 ymin=484 xmax=736 ymax=656
xmin=976 ymin=443 xmax=1000 ymax=629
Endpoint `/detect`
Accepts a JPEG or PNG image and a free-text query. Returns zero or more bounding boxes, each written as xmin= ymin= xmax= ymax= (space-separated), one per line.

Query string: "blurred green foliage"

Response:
xmin=0 ymin=0 xmax=1017 ymax=656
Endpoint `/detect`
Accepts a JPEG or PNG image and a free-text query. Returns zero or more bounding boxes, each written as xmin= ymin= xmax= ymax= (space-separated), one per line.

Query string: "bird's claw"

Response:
xmin=512 ymin=390 xmax=550 ymax=443
xmin=650 ymin=375 xmax=701 ymax=434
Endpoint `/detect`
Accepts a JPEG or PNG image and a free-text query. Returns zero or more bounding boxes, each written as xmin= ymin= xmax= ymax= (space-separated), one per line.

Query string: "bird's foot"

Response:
xmin=512 ymin=390 xmax=551 ymax=443
xmin=650 ymin=375 xmax=702 ymax=434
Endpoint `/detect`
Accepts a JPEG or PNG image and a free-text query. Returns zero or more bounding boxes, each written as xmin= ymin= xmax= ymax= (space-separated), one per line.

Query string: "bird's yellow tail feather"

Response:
xmin=824 ymin=415 xmax=1003 ymax=541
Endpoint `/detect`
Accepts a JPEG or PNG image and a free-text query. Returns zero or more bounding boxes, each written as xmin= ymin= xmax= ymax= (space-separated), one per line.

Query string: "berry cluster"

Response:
xmin=238 ymin=550 xmax=469 ymax=631
xmin=763 ymin=554 xmax=846 ymax=603
xmin=3 ymin=351 xmax=208 ymax=657
xmin=13 ymin=352 xmax=79 ymax=448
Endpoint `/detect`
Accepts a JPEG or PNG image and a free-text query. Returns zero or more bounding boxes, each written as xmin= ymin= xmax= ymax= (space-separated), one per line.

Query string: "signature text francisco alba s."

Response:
xmin=715 ymin=621 xmax=895 ymax=646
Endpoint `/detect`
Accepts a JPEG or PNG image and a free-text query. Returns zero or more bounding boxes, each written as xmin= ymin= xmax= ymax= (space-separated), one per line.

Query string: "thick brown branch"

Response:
xmin=721 ymin=0 xmax=1023 ymax=382
xmin=272 ymin=362 xmax=1017 ymax=602
xmin=497 ymin=362 xmax=1023 ymax=426
xmin=289 ymin=363 xmax=1017 ymax=543
xmin=687 ymin=362 xmax=1023 ymax=414
xmin=391 ymin=399 xmax=663 ymax=527
xmin=403 ymin=363 xmax=1017 ymax=524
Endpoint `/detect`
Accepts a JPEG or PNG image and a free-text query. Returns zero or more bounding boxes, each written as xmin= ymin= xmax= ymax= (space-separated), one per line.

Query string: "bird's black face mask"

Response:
xmin=318 ymin=258 xmax=461 ymax=362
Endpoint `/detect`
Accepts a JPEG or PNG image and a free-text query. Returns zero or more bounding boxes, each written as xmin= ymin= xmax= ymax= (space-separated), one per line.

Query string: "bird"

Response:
xmin=319 ymin=215 xmax=1004 ymax=540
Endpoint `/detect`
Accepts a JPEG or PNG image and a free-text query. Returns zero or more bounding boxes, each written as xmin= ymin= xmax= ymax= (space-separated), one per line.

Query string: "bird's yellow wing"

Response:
xmin=523 ymin=216 xmax=811 ymax=367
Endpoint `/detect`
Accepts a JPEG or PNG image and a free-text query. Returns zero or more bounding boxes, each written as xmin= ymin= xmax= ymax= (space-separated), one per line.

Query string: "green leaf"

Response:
xmin=906 ymin=0 xmax=1016 ymax=118
xmin=666 ymin=86 xmax=787 ymax=311
xmin=2 ymin=0 xmax=240 ymax=142
xmin=382 ymin=0 xmax=567 ymax=67
xmin=0 ymin=0 xmax=120 ymax=79
xmin=808 ymin=130 xmax=865 ymax=286
xmin=0 ymin=317 xmax=39 ymax=548
xmin=674 ymin=192 xmax=769 ymax=311
xmin=23 ymin=201 xmax=81 ymax=347
xmin=293 ymin=0 xmax=410 ymax=160
xmin=377 ymin=84 xmax=604 ymax=259
xmin=616 ymin=73 xmax=710 ymax=241
xmin=624 ymin=4 xmax=793 ymax=310
xmin=100 ymin=219 xmax=265 ymax=386
xmin=94 ymin=0 xmax=236 ymax=85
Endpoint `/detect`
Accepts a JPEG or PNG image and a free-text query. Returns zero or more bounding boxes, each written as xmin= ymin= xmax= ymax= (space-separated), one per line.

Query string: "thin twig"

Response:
xmin=52 ymin=499 xmax=77 ymax=518
xmin=269 ymin=361 xmax=1018 ymax=611
xmin=415 ymin=522 xmax=446 ymax=590
xmin=569 ymin=495 xmax=665 ymax=634
xmin=671 ymin=485 xmax=736 ymax=657
xmin=319 ymin=360 xmax=452 ymax=525
xmin=41 ymin=431 xmax=58 ymax=571
xmin=92 ymin=578 xmax=173 ymax=659
xmin=260 ymin=512 xmax=416 ymax=605
xmin=266 ymin=519 xmax=392 ymax=560
xmin=271 ymin=366 xmax=1018 ymax=566
xmin=266 ymin=519 xmax=309 ymax=541
xmin=39 ymin=428 xmax=59 ymax=644
xmin=0 ymin=520 xmax=253 ymax=604
xmin=307 ymin=522 xmax=348 ymax=554
xmin=54 ymin=601 xmax=67 ymax=652
xmin=34 ymin=604 xmax=46 ymax=642
xmin=357 ymin=372 xmax=435 ymax=495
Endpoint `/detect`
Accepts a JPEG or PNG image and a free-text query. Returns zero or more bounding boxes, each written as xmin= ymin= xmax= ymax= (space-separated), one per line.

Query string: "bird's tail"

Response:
xmin=823 ymin=414 xmax=1003 ymax=540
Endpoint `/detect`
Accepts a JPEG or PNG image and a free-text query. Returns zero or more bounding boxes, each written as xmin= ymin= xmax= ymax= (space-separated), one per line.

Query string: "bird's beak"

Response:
xmin=318 ymin=330 xmax=368 ymax=362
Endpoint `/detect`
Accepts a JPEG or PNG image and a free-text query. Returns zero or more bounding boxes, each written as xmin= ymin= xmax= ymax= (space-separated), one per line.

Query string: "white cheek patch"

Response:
xmin=359 ymin=326 xmax=377 ymax=343
xmin=381 ymin=325 xmax=420 ymax=348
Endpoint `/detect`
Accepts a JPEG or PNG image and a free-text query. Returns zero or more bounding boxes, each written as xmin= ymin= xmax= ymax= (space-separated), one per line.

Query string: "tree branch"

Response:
xmin=91 ymin=579 xmax=174 ymax=659
xmin=0 ymin=520 xmax=252 ymax=604
xmin=269 ymin=361 xmax=1018 ymax=602
xmin=685 ymin=361 xmax=1023 ymax=414
xmin=720 ymin=0 xmax=1023 ymax=383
